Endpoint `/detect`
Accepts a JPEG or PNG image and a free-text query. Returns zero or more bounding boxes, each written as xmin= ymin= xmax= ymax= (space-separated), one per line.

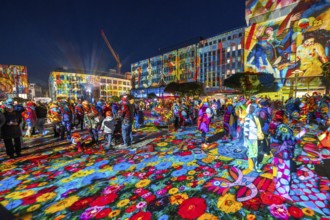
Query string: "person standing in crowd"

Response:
xmin=74 ymin=100 xmax=84 ymax=130
xmin=223 ymin=100 xmax=236 ymax=140
xmin=111 ymin=102 xmax=118 ymax=117
xmin=197 ymin=101 xmax=212 ymax=148
xmin=82 ymin=100 xmax=100 ymax=145
xmin=48 ymin=101 xmax=62 ymax=138
xmin=243 ymin=103 xmax=261 ymax=174
xmin=60 ymin=100 xmax=73 ymax=141
xmin=35 ymin=101 xmax=48 ymax=135
xmin=257 ymin=99 xmax=272 ymax=158
xmin=101 ymin=111 xmax=116 ymax=150
xmin=120 ymin=95 xmax=136 ymax=147
xmin=1 ymin=102 xmax=22 ymax=159
xmin=269 ymin=110 xmax=306 ymax=201
xmin=234 ymin=96 xmax=247 ymax=142
xmin=0 ymin=107 xmax=6 ymax=144
xmin=102 ymin=102 xmax=112 ymax=118
xmin=22 ymin=101 xmax=37 ymax=138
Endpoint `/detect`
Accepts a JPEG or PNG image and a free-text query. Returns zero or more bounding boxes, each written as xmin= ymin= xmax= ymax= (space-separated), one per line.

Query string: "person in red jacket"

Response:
xmin=22 ymin=101 xmax=37 ymax=137
xmin=120 ymin=95 xmax=136 ymax=147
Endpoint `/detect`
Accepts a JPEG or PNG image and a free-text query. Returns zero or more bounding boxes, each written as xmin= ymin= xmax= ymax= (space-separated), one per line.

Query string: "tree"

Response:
xmin=147 ymin=92 xmax=157 ymax=99
xmin=164 ymin=81 xmax=204 ymax=97
xmin=111 ymin=96 xmax=120 ymax=103
xmin=223 ymin=72 xmax=278 ymax=95
xmin=321 ymin=62 xmax=330 ymax=94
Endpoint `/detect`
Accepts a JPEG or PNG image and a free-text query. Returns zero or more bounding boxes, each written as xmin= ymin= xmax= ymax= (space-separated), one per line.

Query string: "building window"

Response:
xmin=232 ymin=46 xmax=236 ymax=51
xmin=238 ymin=44 xmax=242 ymax=50
xmin=227 ymin=47 xmax=230 ymax=52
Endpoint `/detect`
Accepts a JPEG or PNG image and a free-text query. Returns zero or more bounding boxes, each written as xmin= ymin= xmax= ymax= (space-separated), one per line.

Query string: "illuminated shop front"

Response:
xmin=0 ymin=64 xmax=29 ymax=100
xmin=49 ymin=71 xmax=131 ymax=102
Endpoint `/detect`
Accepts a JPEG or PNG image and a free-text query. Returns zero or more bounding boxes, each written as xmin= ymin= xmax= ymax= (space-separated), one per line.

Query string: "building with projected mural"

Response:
xmin=131 ymin=0 xmax=329 ymax=98
xmin=245 ymin=0 xmax=330 ymax=97
xmin=0 ymin=64 xmax=29 ymax=100
xmin=49 ymin=70 xmax=131 ymax=102
xmin=130 ymin=28 xmax=245 ymax=98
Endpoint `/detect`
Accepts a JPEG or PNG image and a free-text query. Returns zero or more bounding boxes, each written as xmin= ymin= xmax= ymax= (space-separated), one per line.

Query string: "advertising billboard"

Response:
xmin=244 ymin=0 xmax=330 ymax=88
xmin=0 ymin=64 xmax=29 ymax=99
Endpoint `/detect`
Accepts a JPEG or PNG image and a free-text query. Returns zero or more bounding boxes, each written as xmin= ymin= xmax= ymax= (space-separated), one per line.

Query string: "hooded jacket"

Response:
xmin=101 ymin=116 xmax=116 ymax=134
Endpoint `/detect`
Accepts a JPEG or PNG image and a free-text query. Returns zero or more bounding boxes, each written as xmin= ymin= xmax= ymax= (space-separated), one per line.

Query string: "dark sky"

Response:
xmin=0 ymin=0 xmax=246 ymax=85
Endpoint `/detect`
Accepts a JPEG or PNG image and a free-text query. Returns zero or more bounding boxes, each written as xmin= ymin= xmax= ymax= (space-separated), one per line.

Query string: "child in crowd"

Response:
xmin=71 ymin=132 xmax=85 ymax=152
xmin=101 ymin=111 xmax=116 ymax=150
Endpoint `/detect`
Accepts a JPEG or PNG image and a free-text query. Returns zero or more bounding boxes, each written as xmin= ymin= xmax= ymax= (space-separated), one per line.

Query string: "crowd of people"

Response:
xmin=1 ymin=92 xmax=329 ymax=201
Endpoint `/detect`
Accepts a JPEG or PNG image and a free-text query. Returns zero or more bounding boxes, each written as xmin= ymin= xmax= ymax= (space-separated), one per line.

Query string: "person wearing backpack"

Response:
xmin=101 ymin=111 xmax=116 ymax=149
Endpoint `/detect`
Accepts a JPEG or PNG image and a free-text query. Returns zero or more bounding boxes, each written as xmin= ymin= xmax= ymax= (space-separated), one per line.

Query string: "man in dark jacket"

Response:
xmin=120 ymin=95 xmax=136 ymax=147
xmin=1 ymin=103 xmax=22 ymax=158
xmin=35 ymin=101 xmax=48 ymax=135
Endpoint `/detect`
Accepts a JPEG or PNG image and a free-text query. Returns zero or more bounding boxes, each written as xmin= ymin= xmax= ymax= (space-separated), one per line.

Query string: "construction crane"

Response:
xmin=101 ymin=29 xmax=122 ymax=74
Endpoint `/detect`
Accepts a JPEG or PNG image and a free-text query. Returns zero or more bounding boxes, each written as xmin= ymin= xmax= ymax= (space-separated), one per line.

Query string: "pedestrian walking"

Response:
xmin=101 ymin=111 xmax=116 ymax=149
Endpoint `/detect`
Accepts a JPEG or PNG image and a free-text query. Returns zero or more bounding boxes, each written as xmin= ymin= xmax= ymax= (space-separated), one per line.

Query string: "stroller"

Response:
xmin=112 ymin=117 xmax=123 ymax=145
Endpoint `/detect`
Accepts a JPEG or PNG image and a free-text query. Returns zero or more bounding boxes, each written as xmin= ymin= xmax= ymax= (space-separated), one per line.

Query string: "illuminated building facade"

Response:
xmin=131 ymin=0 xmax=330 ymax=98
xmin=198 ymin=28 xmax=244 ymax=93
xmin=130 ymin=29 xmax=244 ymax=97
xmin=49 ymin=71 xmax=131 ymax=102
xmin=0 ymin=64 xmax=29 ymax=100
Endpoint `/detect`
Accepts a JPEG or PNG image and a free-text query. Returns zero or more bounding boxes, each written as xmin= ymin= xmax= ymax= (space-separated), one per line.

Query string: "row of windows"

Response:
xmin=198 ymin=32 xmax=243 ymax=47
xmin=100 ymin=86 xmax=131 ymax=90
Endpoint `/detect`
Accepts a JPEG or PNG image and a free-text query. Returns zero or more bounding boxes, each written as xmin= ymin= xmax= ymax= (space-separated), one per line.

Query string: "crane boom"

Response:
xmin=101 ymin=29 xmax=122 ymax=74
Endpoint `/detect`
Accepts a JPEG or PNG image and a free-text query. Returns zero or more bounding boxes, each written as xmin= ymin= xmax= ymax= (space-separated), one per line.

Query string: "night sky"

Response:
xmin=0 ymin=0 xmax=246 ymax=86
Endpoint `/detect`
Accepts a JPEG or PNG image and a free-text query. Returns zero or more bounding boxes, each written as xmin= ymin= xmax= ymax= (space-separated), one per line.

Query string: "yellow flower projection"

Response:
xmin=26 ymin=204 xmax=41 ymax=212
xmin=45 ymin=195 xmax=79 ymax=214
xmin=36 ymin=192 xmax=56 ymax=203
xmin=197 ymin=213 xmax=218 ymax=220
xmin=108 ymin=209 xmax=121 ymax=218
xmin=169 ymin=193 xmax=189 ymax=205
xmin=135 ymin=179 xmax=151 ymax=188
xmin=168 ymin=188 xmax=179 ymax=195
xmin=5 ymin=190 xmax=35 ymax=200
xmin=217 ymin=193 xmax=242 ymax=213
xmin=117 ymin=199 xmax=130 ymax=208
